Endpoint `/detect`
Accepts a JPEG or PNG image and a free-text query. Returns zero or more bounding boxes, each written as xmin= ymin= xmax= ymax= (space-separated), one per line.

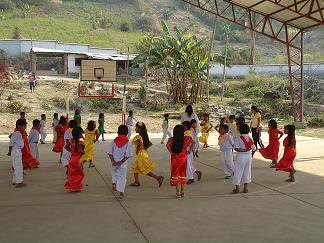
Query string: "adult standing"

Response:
xmin=181 ymin=105 xmax=200 ymax=131
xmin=28 ymin=73 xmax=37 ymax=93
xmin=250 ymin=105 xmax=261 ymax=156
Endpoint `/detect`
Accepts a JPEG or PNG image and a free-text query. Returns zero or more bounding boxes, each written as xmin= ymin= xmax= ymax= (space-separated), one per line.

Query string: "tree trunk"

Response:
xmin=221 ymin=33 xmax=228 ymax=101
xmin=249 ymin=13 xmax=256 ymax=65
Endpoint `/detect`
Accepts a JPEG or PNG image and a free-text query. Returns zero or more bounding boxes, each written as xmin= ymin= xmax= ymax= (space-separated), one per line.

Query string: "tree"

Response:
xmin=12 ymin=27 xmax=22 ymax=39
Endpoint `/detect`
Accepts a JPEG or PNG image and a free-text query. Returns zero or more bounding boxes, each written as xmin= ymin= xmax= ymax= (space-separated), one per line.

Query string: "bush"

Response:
xmin=306 ymin=114 xmax=324 ymax=128
xmin=135 ymin=14 xmax=159 ymax=32
xmin=138 ymin=83 xmax=146 ymax=101
xmin=41 ymin=102 xmax=50 ymax=110
xmin=120 ymin=22 xmax=130 ymax=32
xmin=0 ymin=0 xmax=15 ymax=10
xmin=52 ymin=97 xmax=66 ymax=109
xmin=6 ymin=100 xmax=30 ymax=113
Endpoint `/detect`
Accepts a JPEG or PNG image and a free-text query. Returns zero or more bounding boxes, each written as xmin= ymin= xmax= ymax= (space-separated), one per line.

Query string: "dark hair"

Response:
xmin=136 ymin=122 xmax=152 ymax=149
xmin=220 ymin=124 xmax=229 ymax=133
xmin=285 ymin=124 xmax=295 ymax=147
xmin=251 ymin=106 xmax=260 ymax=113
xmin=20 ymin=112 xmax=25 ymax=116
xmin=32 ymin=119 xmax=40 ymax=127
xmin=203 ymin=113 xmax=210 ymax=119
xmin=164 ymin=113 xmax=169 ymax=119
xmin=190 ymin=119 xmax=197 ymax=125
xmin=229 ymin=115 xmax=236 ymax=120
xmin=185 ymin=105 xmax=193 ymax=117
xmin=220 ymin=117 xmax=226 ymax=124
xmin=16 ymin=118 xmax=27 ymax=128
xmin=72 ymin=127 xmax=84 ymax=151
xmin=129 ymin=110 xmax=133 ymax=116
xmin=87 ymin=120 xmax=96 ymax=131
xmin=118 ymin=125 xmax=128 ymax=136
xmin=99 ymin=113 xmax=104 ymax=119
xmin=172 ymin=125 xmax=185 ymax=154
xmin=68 ymin=119 xmax=77 ymax=129
xmin=41 ymin=114 xmax=46 ymax=119
xmin=182 ymin=121 xmax=191 ymax=130
xmin=239 ymin=123 xmax=250 ymax=134
xmin=53 ymin=113 xmax=58 ymax=118
xmin=58 ymin=116 xmax=67 ymax=125
xmin=268 ymin=119 xmax=278 ymax=129
xmin=75 ymin=109 xmax=80 ymax=115
xmin=236 ymin=116 xmax=245 ymax=125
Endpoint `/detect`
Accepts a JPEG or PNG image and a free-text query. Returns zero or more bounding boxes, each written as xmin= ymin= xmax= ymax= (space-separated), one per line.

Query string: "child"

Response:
xmin=61 ymin=119 xmax=77 ymax=168
xmin=275 ymin=125 xmax=296 ymax=182
xmin=129 ymin=122 xmax=164 ymax=187
xmin=218 ymin=124 xmax=234 ymax=179
xmin=183 ymin=121 xmax=202 ymax=184
xmin=233 ymin=123 xmax=255 ymax=193
xmin=81 ymin=120 xmax=99 ymax=168
xmin=52 ymin=113 xmax=59 ymax=144
xmin=20 ymin=111 xmax=26 ymax=120
xmin=215 ymin=117 xmax=226 ymax=133
xmin=191 ymin=119 xmax=201 ymax=158
xmin=226 ymin=115 xmax=236 ymax=136
xmin=40 ymin=114 xmax=47 ymax=144
xmin=74 ymin=109 xmax=82 ymax=127
xmin=52 ymin=116 xmax=68 ymax=163
xmin=161 ymin=113 xmax=172 ymax=144
xmin=65 ymin=127 xmax=85 ymax=192
xmin=234 ymin=117 xmax=245 ymax=139
xmin=28 ymin=119 xmax=41 ymax=160
xmin=259 ymin=119 xmax=283 ymax=168
xmin=107 ymin=125 xmax=133 ymax=199
xmin=126 ymin=111 xmax=134 ymax=139
xmin=98 ymin=113 xmax=106 ymax=141
xmin=166 ymin=125 xmax=193 ymax=198
xmin=8 ymin=119 xmax=26 ymax=187
xmin=199 ymin=113 xmax=213 ymax=148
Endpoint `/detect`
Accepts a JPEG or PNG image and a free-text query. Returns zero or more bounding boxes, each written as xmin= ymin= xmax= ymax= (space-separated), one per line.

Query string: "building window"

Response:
xmin=75 ymin=58 xmax=82 ymax=66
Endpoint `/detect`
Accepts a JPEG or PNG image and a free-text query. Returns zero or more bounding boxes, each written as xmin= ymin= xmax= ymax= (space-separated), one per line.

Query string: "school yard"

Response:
xmin=1 ymin=132 xmax=324 ymax=243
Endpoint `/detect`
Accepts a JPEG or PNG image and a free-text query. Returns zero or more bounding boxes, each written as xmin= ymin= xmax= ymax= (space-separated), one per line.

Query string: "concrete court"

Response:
xmin=1 ymin=132 xmax=324 ymax=243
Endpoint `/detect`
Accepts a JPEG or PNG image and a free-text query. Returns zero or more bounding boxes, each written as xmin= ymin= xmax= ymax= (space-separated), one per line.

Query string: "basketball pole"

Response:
xmin=122 ymin=47 xmax=130 ymax=125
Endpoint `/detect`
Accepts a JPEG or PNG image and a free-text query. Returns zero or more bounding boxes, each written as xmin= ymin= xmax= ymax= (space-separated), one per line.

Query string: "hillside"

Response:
xmin=0 ymin=0 xmax=323 ymax=63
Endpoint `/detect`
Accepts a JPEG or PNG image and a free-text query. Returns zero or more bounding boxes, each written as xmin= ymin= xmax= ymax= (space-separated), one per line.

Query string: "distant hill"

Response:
xmin=0 ymin=0 xmax=323 ymax=64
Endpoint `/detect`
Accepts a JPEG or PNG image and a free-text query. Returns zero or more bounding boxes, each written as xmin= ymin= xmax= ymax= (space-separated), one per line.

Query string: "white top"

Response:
xmin=64 ymin=129 xmax=73 ymax=146
xmin=191 ymin=128 xmax=199 ymax=142
xmin=9 ymin=131 xmax=24 ymax=150
xmin=53 ymin=118 xmax=59 ymax=128
xmin=218 ymin=134 xmax=234 ymax=151
xmin=181 ymin=112 xmax=200 ymax=131
xmin=107 ymin=141 xmax=133 ymax=168
xmin=228 ymin=123 xmax=236 ymax=136
xmin=234 ymin=134 xmax=256 ymax=154
xmin=162 ymin=119 xmax=169 ymax=130
xmin=251 ymin=112 xmax=261 ymax=128
xmin=40 ymin=120 xmax=46 ymax=132
xmin=28 ymin=129 xmax=39 ymax=144
xmin=126 ymin=117 xmax=134 ymax=127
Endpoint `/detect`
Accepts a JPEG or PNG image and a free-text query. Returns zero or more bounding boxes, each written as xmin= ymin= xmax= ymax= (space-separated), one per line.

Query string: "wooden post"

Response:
xmin=221 ymin=32 xmax=228 ymax=101
xmin=206 ymin=16 xmax=217 ymax=103
xmin=124 ymin=47 xmax=130 ymax=95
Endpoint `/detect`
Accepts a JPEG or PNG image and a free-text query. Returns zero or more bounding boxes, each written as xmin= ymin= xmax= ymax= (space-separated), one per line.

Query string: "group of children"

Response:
xmin=8 ymin=107 xmax=297 ymax=200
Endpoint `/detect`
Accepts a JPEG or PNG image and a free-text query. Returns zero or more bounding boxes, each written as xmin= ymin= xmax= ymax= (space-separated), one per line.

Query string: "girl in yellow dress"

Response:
xmin=82 ymin=120 xmax=99 ymax=168
xmin=199 ymin=114 xmax=213 ymax=148
xmin=129 ymin=122 xmax=164 ymax=187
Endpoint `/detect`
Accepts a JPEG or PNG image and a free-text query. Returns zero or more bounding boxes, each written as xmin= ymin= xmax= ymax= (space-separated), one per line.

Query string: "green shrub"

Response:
xmin=135 ymin=14 xmax=159 ymax=32
xmin=306 ymin=114 xmax=324 ymax=128
xmin=138 ymin=83 xmax=146 ymax=101
xmin=6 ymin=100 xmax=30 ymax=113
xmin=0 ymin=0 xmax=15 ymax=10
xmin=120 ymin=22 xmax=130 ymax=32
xmin=41 ymin=102 xmax=50 ymax=110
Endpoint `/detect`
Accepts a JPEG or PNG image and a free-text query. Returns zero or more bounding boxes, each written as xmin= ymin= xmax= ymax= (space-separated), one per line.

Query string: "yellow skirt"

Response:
xmin=130 ymin=149 xmax=157 ymax=175
xmin=199 ymin=132 xmax=209 ymax=144
xmin=81 ymin=142 xmax=94 ymax=161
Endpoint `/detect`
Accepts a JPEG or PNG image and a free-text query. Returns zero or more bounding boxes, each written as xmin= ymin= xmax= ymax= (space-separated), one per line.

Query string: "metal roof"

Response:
xmin=227 ymin=0 xmax=323 ymax=30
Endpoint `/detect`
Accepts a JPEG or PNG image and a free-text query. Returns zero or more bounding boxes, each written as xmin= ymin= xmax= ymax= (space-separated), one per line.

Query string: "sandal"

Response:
xmin=181 ymin=192 xmax=185 ymax=197
xmin=196 ymin=171 xmax=202 ymax=181
xmin=243 ymin=189 xmax=249 ymax=193
xmin=233 ymin=188 xmax=240 ymax=194
xmin=129 ymin=182 xmax=140 ymax=187
xmin=158 ymin=176 xmax=164 ymax=188
xmin=89 ymin=163 xmax=95 ymax=168
xmin=176 ymin=193 xmax=181 ymax=198
xmin=286 ymin=178 xmax=295 ymax=182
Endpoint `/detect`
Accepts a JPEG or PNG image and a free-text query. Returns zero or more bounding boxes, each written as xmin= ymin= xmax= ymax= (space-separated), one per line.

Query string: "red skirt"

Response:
xmin=170 ymin=154 xmax=187 ymax=186
xmin=276 ymin=148 xmax=296 ymax=172
xmin=259 ymin=140 xmax=280 ymax=161
xmin=53 ymin=136 xmax=64 ymax=153
xmin=65 ymin=157 xmax=84 ymax=192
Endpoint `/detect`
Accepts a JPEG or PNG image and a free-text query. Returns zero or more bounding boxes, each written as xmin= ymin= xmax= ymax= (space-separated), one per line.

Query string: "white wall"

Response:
xmin=67 ymin=54 xmax=87 ymax=74
xmin=57 ymin=43 xmax=89 ymax=53
xmin=89 ymin=48 xmax=119 ymax=55
xmin=0 ymin=40 xmax=21 ymax=56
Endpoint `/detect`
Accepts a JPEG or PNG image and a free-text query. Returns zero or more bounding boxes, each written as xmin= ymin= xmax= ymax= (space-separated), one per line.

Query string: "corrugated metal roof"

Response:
xmin=229 ymin=0 xmax=324 ymax=30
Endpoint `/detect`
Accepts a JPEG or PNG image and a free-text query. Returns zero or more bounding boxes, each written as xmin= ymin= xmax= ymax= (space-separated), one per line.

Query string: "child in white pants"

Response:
xmin=161 ymin=113 xmax=172 ymax=144
xmin=61 ymin=120 xmax=77 ymax=168
xmin=191 ymin=119 xmax=202 ymax=157
xmin=107 ymin=125 xmax=133 ymax=199
xmin=218 ymin=124 xmax=234 ymax=179
xmin=52 ymin=113 xmax=59 ymax=144
xmin=233 ymin=123 xmax=256 ymax=193
xmin=8 ymin=119 xmax=26 ymax=188
xmin=40 ymin=114 xmax=47 ymax=144
xmin=28 ymin=119 xmax=41 ymax=160
xmin=126 ymin=111 xmax=134 ymax=139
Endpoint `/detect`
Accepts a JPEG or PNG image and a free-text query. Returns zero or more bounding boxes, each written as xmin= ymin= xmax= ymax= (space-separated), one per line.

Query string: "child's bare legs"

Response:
xmin=130 ymin=173 xmax=140 ymax=186
xmin=180 ymin=184 xmax=185 ymax=197
xmin=112 ymin=183 xmax=116 ymax=191
xmin=269 ymin=160 xmax=277 ymax=168
xmin=176 ymin=184 xmax=180 ymax=197
xmin=101 ymin=134 xmax=105 ymax=141
xmin=147 ymin=172 xmax=164 ymax=187
xmin=287 ymin=169 xmax=296 ymax=182
xmin=59 ymin=152 xmax=63 ymax=164
xmin=89 ymin=160 xmax=95 ymax=168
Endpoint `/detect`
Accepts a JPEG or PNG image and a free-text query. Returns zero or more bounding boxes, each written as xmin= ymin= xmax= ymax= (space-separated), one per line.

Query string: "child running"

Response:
xmin=233 ymin=123 xmax=255 ymax=193
xmin=215 ymin=117 xmax=226 ymax=133
xmin=259 ymin=119 xmax=283 ymax=168
xmin=65 ymin=127 xmax=85 ymax=192
xmin=129 ymin=122 xmax=164 ymax=187
xmin=199 ymin=113 xmax=213 ymax=148
xmin=52 ymin=113 xmax=59 ymax=144
xmin=28 ymin=119 xmax=41 ymax=160
xmin=183 ymin=121 xmax=202 ymax=184
xmin=52 ymin=116 xmax=68 ymax=163
xmin=82 ymin=120 xmax=99 ymax=168
xmin=166 ymin=125 xmax=193 ymax=198
xmin=161 ymin=113 xmax=172 ymax=144
xmin=40 ymin=114 xmax=47 ymax=144
xmin=8 ymin=119 xmax=26 ymax=187
xmin=107 ymin=125 xmax=133 ymax=199
xmin=218 ymin=124 xmax=234 ymax=179
xmin=61 ymin=119 xmax=77 ymax=168
xmin=275 ymin=125 xmax=297 ymax=182
xmin=126 ymin=111 xmax=134 ymax=139
xmin=191 ymin=119 xmax=201 ymax=158
xmin=98 ymin=113 xmax=106 ymax=141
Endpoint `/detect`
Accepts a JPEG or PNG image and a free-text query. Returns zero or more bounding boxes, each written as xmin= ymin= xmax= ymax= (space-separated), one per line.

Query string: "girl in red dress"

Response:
xmin=259 ymin=119 xmax=283 ymax=168
xmin=166 ymin=124 xmax=193 ymax=198
xmin=275 ymin=125 xmax=296 ymax=182
xmin=65 ymin=127 xmax=85 ymax=192
xmin=52 ymin=116 xmax=68 ymax=162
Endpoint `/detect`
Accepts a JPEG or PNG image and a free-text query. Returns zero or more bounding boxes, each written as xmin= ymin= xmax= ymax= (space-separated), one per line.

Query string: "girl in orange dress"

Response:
xmin=65 ymin=127 xmax=85 ymax=192
xmin=259 ymin=119 xmax=283 ymax=168
xmin=276 ymin=125 xmax=296 ymax=182
xmin=167 ymin=124 xmax=193 ymax=198
xmin=52 ymin=116 xmax=68 ymax=162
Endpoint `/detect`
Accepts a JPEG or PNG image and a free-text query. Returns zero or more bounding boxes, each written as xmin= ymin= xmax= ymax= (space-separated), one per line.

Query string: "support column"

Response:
xmin=30 ymin=52 xmax=36 ymax=73
xmin=63 ymin=54 xmax=68 ymax=76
